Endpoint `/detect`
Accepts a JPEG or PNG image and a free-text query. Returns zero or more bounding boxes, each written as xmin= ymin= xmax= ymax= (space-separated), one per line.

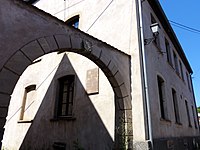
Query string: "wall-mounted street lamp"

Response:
xmin=144 ymin=23 xmax=160 ymax=45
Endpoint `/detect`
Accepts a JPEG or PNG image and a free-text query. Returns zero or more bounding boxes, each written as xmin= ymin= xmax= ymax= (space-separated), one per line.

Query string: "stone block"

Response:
xmin=55 ymin=34 xmax=71 ymax=49
xmin=38 ymin=37 xmax=51 ymax=53
xmin=0 ymin=107 xmax=8 ymax=118
xmin=0 ymin=118 xmax=6 ymax=128
xmin=90 ymin=45 xmax=102 ymax=60
xmin=108 ymin=61 xmax=118 ymax=76
xmin=0 ymin=68 xmax=19 ymax=94
xmin=45 ymin=36 xmax=58 ymax=52
xmin=114 ymin=72 xmax=124 ymax=88
xmin=0 ymin=128 xmax=5 ymax=140
xmin=108 ymin=76 xmax=118 ymax=88
xmin=133 ymin=141 xmax=149 ymax=150
xmin=5 ymin=51 xmax=31 ymax=75
xmin=71 ymin=35 xmax=83 ymax=50
xmin=117 ymin=96 xmax=132 ymax=110
xmin=21 ymin=40 xmax=44 ymax=61
xmin=119 ymin=83 xmax=129 ymax=98
xmin=99 ymin=51 xmax=111 ymax=67
xmin=0 ymin=93 xmax=10 ymax=106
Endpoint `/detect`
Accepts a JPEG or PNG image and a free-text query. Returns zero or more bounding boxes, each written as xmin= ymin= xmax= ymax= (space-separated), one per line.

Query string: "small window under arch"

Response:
xmin=66 ymin=15 xmax=79 ymax=29
xmin=19 ymin=84 xmax=36 ymax=122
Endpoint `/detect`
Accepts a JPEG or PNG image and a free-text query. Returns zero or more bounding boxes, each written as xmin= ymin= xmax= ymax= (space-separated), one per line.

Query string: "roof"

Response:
xmin=148 ymin=0 xmax=193 ymax=73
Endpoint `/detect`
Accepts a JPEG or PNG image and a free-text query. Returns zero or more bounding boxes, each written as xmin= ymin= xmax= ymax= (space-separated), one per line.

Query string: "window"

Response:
xmin=151 ymin=14 xmax=156 ymax=24
xmin=157 ymin=76 xmax=168 ymax=120
xmin=57 ymin=75 xmax=75 ymax=117
xmin=185 ymin=100 xmax=192 ymax=127
xmin=186 ymin=72 xmax=191 ymax=91
xmin=165 ymin=39 xmax=172 ymax=65
xmin=172 ymin=89 xmax=180 ymax=124
xmin=66 ymin=15 xmax=79 ymax=29
xmin=19 ymin=84 xmax=36 ymax=121
xmin=191 ymin=105 xmax=197 ymax=128
xmin=173 ymin=51 xmax=179 ymax=75
xmin=179 ymin=60 xmax=184 ymax=81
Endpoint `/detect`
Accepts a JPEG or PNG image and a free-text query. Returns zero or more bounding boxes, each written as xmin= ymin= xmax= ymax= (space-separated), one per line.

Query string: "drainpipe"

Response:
xmin=136 ymin=0 xmax=153 ymax=149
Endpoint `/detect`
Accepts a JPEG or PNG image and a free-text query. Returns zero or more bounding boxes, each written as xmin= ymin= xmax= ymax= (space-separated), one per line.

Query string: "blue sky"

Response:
xmin=159 ymin=0 xmax=200 ymax=106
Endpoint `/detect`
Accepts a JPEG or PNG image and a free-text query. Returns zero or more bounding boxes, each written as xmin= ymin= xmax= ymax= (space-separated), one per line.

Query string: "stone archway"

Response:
xmin=0 ymin=1 xmax=132 ymax=149
xmin=0 ymin=34 xmax=132 ymax=149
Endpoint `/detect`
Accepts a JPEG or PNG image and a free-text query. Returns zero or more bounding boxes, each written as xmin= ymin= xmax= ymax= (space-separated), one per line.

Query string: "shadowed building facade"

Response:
xmin=0 ymin=0 xmax=199 ymax=149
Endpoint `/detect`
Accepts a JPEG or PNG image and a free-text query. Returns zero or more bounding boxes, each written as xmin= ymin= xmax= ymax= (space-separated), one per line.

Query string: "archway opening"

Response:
xmin=0 ymin=34 xmax=132 ymax=149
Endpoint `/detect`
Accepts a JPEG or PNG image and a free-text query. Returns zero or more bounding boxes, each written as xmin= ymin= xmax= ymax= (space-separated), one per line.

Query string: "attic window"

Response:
xmin=66 ymin=15 xmax=79 ymax=29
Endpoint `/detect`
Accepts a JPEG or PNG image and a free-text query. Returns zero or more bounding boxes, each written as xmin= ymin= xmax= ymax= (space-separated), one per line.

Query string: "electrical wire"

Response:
xmin=53 ymin=0 xmax=86 ymax=15
xmin=169 ymin=20 xmax=200 ymax=35
xmin=86 ymin=0 xmax=114 ymax=32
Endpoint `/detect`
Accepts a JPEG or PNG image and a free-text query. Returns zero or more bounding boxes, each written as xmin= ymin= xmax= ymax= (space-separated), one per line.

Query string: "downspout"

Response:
xmin=136 ymin=0 xmax=153 ymax=149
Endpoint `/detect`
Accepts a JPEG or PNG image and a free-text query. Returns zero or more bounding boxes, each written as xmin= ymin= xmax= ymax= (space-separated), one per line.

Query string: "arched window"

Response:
xmin=185 ymin=100 xmax=192 ymax=127
xmin=157 ymin=76 xmax=168 ymax=120
xmin=171 ymin=88 xmax=180 ymax=124
xmin=66 ymin=15 xmax=79 ymax=29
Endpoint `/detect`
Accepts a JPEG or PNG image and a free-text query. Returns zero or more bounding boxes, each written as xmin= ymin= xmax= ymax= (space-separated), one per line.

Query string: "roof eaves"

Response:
xmin=147 ymin=0 xmax=193 ymax=73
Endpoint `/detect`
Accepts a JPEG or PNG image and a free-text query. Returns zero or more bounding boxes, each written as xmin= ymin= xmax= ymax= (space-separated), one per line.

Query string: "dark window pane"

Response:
xmin=58 ymin=75 xmax=75 ymax=116
xmin=66 ymin=15 xmax=79 ymax=29
xmin=62 ymin=104 xmax=67 ymax=116
xmin=157 ymin=76 xmax=166 ymax=119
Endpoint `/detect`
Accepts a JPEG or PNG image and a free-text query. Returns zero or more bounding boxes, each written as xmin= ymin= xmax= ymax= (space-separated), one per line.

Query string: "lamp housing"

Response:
xmin=150 ymin=23 xmax=160 ymax=35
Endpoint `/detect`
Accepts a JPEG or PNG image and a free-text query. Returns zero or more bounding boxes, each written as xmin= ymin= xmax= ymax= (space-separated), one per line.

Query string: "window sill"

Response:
xmin=50 ymin=116 xmax=76 ymax=122
xmin=175 ymin=122 xmax=182 ymax=126
xmin=153 ymin=42 xmax=163 ymax=55
xmin=160 ymin=118 xmax=171 ymax=123
xmin=18 ymin=120 xmax=33 ymax=123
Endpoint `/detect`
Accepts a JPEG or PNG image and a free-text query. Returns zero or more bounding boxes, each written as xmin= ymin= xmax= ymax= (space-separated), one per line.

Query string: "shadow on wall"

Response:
xmin=18 ymin=54 xmax=114 ymax=150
